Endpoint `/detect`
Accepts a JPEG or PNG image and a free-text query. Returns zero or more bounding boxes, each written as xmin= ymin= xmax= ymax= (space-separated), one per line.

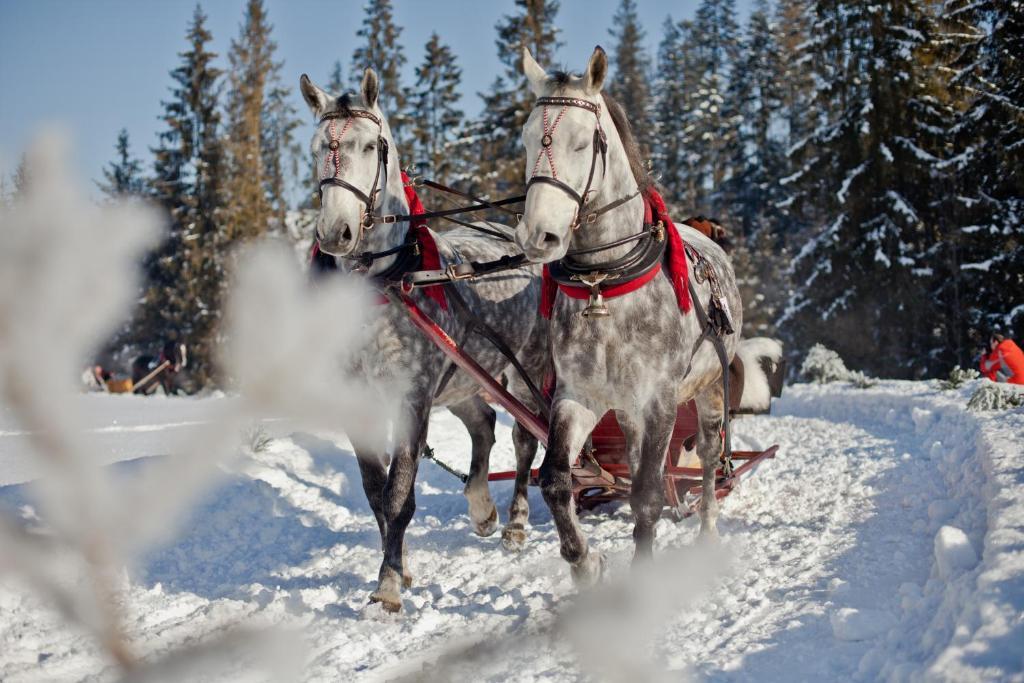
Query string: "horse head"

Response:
xmin=300 ymin=69 xmax=406 ymax=264
xmin=516 ymin=46 xmax=638 ymax=263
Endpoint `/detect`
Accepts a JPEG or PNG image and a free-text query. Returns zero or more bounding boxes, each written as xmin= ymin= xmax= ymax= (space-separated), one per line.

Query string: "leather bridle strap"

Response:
xmin=317 ymin=108 xmax=390 ymax=257
xmin=526 ymin=96 xmax=609 ymax=230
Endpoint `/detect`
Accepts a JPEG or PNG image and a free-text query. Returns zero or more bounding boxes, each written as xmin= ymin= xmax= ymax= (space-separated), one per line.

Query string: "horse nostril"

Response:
xmin=543 ymin=232 xmax=560 ymax=246
xmin=342 ymin=225 xmax=353 ymax=241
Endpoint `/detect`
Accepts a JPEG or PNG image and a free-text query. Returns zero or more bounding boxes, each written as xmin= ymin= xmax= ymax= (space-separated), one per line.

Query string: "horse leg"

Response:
xmin=694 ymin=384 xmax=726 ymax=540
xmin=541 ymin=397 xmax=601 ymax=585
xmin=353 ymin=443 xmax=413 ymax=588
xmin=449 ymin=396 xmax=499 ymax=537
xmin=369 ymin=402 xmax=430 ymax=612
xmin=501 ymin=420 xmax=538 ymax=552
xmin=628 ymin=398 xmax=677 ymax=562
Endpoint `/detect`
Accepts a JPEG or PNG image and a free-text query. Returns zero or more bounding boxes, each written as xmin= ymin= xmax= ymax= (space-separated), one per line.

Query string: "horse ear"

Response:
xmin=361 ymin=68 xmax=379 ymax=109
xmin=522 ymin=46 xmax=548 ymax=96
xmin=300 ymin=74 xmax=330 ymax=117
xmin=584 ymin=45 xmax=607 ymax=95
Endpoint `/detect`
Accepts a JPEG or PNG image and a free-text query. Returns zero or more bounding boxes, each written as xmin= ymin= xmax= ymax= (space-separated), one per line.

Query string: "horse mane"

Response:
xmin=602 ymin=93 xmax=654 ymax=194
xmin=324 ymin=93 xmax=357 ymax=118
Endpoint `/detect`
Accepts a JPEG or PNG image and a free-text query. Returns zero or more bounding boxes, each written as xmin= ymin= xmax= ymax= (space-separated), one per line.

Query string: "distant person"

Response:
xmin=979 ymin=331 xmax=1024 ymax=385
xmin=132 ymin=341 xmax=188 ymax=395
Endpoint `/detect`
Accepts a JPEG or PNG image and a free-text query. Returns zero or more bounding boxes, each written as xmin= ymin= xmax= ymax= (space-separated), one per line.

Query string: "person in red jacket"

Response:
xmin=979 ymin=332 xmax=1024 ymax=385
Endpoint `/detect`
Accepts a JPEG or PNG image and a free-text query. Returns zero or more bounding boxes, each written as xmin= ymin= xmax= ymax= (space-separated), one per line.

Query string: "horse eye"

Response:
xmin=573 ymin=142 xmax=589 ymax=152
xmin=364 ymin=143 xmax=377 ymax=153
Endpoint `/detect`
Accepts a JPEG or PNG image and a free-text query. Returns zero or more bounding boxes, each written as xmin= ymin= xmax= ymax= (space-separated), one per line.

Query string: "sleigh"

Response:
xmin=400 ymin=293 xmax=780 ymax=519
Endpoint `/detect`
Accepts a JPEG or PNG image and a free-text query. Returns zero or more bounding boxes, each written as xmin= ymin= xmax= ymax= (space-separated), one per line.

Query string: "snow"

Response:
xmin=831 ymin=607 xmax=897 ymax=642
xmin=838 ymin=162 xmax=868 ymax=204
xmin=1 ymin=380 xmax=1022 ymax=680
xmin=933 ymin=526 xmax=978 ymax=579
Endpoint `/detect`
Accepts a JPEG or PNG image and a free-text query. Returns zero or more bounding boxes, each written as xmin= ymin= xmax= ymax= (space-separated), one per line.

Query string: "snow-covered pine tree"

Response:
xmin=410 ymin=33 xmax=464 ymax=184
xmin=651 ymin=17 xmax=691 ymax=203
xmin=97 ymin=128 xmax=146 ymax=199
xmin=351 ymin=0 xmax=408 ymax=146
xmin=773 ymin=0 xmax=816 ymax=157
xmin=949 ymin=1 xmax=1024 ymax=346
xmin=143 ymin=5 xmax=226 ymax=387
xmin=782 ymin=0 xmax=946 ymax=378
xmin=734 ymin=1 xmax=787 ymax=236
xmin=475 ymin=0 xmax=562 ymax=199
xmin=724 ymin=1 xmax=793 ymax=338
xmin=681 ymin=0 xmax=743 ymax=216
xmin=606 ymin=0 xmax=653 ymax=156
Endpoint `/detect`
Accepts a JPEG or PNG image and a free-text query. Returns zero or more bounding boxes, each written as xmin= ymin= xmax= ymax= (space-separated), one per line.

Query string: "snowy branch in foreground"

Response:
xmin=0 ymin=130 xmax=382 ymax=680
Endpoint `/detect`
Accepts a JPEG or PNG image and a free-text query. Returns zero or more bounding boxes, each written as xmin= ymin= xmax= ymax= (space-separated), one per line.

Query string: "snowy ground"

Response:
xmin=1 ymin=380 xmax=1022 ymax=681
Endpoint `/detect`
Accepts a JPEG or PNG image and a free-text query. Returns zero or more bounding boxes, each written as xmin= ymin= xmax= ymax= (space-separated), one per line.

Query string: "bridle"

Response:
xmin=525 ymin=96 xmax=638 ymax=230
xmin=317 ymin=108 xmax=391 ymax=259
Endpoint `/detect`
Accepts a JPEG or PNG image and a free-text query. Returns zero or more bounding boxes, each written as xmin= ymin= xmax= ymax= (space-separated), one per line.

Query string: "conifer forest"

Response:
xmin=18 ymin=0 xmax=1021 ymax=385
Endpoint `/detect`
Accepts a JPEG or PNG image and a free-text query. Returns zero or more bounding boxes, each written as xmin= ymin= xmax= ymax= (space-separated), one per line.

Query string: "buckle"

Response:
xmin=445 ymin=263 xmax=475 ymax=281
xmin=380 ymin=214 xmax=399 ymax=224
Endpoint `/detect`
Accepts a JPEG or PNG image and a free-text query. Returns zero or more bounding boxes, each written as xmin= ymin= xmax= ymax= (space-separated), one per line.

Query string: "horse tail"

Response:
xmin=732 ymin=337 xmax=785 ymax=414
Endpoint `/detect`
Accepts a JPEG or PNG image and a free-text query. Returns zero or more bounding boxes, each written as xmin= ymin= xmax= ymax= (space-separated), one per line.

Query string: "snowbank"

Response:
xmin=776 ymin=380 xmax=1024 ymax=681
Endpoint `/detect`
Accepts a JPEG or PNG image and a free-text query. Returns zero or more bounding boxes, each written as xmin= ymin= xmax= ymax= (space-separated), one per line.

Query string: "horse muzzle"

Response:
xmin=515 ymin=223 xmax=568 ymax=263
xmin=317 ymin=221 xmax=358 ymax=257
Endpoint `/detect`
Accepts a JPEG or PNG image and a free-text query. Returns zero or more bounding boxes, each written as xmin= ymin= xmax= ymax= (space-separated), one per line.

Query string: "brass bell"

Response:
xmin=577 ymin=272 xmax=611 ymax=319
xmin=581 ymin=288 xmax=611 ymax=318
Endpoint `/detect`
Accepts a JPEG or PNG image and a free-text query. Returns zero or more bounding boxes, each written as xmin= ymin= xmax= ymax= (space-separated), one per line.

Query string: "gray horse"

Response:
xmin=300 ymin=69 xmax=546 ymax=611
xmin=516 ymin=46 xmax=780 ymax=585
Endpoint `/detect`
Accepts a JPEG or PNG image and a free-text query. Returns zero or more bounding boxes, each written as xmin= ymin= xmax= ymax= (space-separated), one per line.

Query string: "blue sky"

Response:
xmin=0 ymin=0 xmax=752 ymax=191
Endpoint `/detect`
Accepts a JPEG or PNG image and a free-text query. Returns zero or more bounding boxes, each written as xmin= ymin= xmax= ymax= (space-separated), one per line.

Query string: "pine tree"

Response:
xmin=223 ymin=0 xmax=274 ymax=241
xmin=774 ymin=0 xmax=816 ymax=153
xmin=782 ymin=0 xmax=946 ymax=377
xmin=261 ymin=74 xmax=302 ymax=230
xmin=724 ymin=1 xmax=792 ymax=336
xmin=681 ymin=0 xmax=743 ymax=216
xmin=351 ymin=0 xmax=408 ymax=144
xmin=475 ymin=0 xmax=562 ymax=199
xmin=941 ymin=1 xmax=1024 ymax=351
xmin=97 ymin=129 xmax=145 ymax=199
xmin=410 ymin=33 xmax=464 ymax=183
xmin=607 ymin=0 xmax=653 ymax=156
xmin=326 ymin=59 xmax=345 ymax=94
xmin=652 ymin=17 xmax=690 ymax=200
xmin=143 ymin=5 xmax=226 ymax=387
xmin=723 ymin=0 xmax=787 ymax=237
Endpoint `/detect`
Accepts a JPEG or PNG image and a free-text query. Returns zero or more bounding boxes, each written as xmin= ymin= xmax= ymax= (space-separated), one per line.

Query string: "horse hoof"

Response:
xmin=402 ymin=571 xmax=413 ymax=589
xmin=501 ymin=524 xmax=527 ymax=552
xmin=369 ymin=590 xmax=403 ymax=613
xmin=698 ymin=526 xmax=721 ymax=545
xmin=472 ymin=505 xmax=499 ymax=537
xmin=570 ymin=551 xmax=605 ymax=588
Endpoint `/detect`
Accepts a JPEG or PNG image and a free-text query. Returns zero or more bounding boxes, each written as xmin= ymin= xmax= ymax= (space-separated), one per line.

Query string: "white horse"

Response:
xmin=301 ymin=69 xmax=546 ymax=610
xmin=514 ymin=46 xmax=781 ymax=584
